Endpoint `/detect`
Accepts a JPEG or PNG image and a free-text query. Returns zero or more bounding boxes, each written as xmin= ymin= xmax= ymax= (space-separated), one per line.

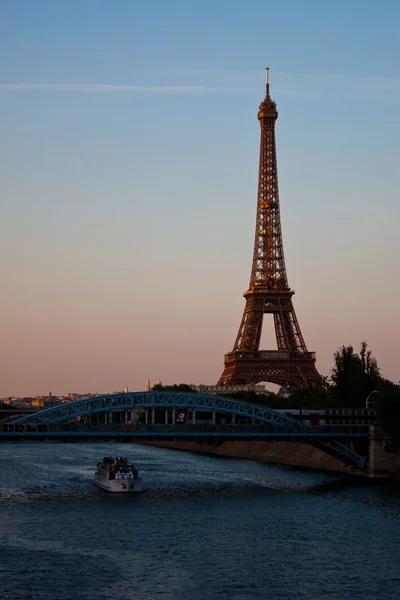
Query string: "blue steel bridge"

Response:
xmin=0 ymin=391 xmax=370 ymax=469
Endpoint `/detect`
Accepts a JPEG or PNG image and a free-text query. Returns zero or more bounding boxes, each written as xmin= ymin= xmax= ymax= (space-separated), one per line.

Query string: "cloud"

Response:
xmin=0 ymin=83 xmax=221 ymax=93
xmin=2 ymin=73 xmax=399 ymax=101
xmin=174 ymin=67 xmax=400 ymax=101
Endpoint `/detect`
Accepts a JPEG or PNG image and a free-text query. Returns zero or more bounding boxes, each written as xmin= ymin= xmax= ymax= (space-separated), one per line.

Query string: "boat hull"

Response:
xmin=94 ymin=476 xmax=143 ymax=493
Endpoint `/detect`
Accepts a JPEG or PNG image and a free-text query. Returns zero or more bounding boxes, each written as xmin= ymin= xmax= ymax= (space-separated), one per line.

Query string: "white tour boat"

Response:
xmin=94 ymin=456 xmax=142 ymax=493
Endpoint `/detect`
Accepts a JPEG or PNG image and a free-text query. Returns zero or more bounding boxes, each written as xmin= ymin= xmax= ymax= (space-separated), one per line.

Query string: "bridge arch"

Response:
xmin=11 ymin=392 xmax=367 ymax=469
xmin=13 ymin=391 xmax=304 ymax=428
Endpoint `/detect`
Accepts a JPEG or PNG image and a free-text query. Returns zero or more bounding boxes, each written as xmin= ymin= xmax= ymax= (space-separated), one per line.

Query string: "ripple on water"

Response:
xmin=1 ymin=443 xmax=400 ymax=600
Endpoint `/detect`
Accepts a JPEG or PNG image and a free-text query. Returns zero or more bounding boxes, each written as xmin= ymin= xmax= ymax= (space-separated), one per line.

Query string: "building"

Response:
xmin=194 ymin=383 xmax=267 ymax=396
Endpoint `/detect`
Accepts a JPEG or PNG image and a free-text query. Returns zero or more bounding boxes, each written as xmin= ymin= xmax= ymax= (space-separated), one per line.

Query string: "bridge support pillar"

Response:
xmin=165 ymin=408 xmax=168 ymax=424
xmin=151 ymin=408 xmax=155 ymax=424
xmin=192 ymin=409 xmax=196 ymax=425
xmin=172 ymin=407 xmax=176 ymax=424
xmin=145 ymin=409 xmax=148 ymax=425
xmin=212 ymin=411 xmax=216 ymax=425
xmin=369 ymin=426 xmax=400 ymax=477
xmin=232 ymin=414 xmax=236 ymax=424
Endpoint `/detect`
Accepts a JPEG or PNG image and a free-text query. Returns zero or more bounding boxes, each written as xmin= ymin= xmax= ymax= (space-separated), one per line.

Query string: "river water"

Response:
xmin=1 ymin=443 xmax=400 ymax=600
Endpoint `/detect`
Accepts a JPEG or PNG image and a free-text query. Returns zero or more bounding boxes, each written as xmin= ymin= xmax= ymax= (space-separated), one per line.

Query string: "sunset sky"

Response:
xmin=1 ymin=0 xmax=400 ymax=397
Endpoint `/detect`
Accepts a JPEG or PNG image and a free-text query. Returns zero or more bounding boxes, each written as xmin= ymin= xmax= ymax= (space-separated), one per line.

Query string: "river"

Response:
xmin=1 ymin=442 xmax=399 ymax=599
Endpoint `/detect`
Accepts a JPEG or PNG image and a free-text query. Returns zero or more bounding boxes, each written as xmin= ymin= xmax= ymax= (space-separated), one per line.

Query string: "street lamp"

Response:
xmin=365 ymin=390 xmax=379 ymax=409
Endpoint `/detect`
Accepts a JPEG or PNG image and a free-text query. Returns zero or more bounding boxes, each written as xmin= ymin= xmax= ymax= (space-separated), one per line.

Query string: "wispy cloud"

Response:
xmin=0 ymin=83 xmax=222 ymax=93
xmin=173 ymin=68 xmax=400 ymax=101
xmin=2 ymin=74 xmax=399 ymax=101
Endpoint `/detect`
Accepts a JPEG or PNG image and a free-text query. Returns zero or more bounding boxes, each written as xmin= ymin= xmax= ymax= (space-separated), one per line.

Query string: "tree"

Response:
xmin=289 ymin=377 xmax=331 ymax=409
xmin=151 ymin=383 xmax=197 ymax=393
xmin=225 ymin=380 xmax=331 ymax=410
xmin=374 ymin=379 xmax=400 ymax=443
xmin=330 ymin=341 xmax=380 ymax=407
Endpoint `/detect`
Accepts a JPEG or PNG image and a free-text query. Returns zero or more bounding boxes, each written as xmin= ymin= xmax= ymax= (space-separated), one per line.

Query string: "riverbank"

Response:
xmin=141 ymin=439 xmax=369 ymax=477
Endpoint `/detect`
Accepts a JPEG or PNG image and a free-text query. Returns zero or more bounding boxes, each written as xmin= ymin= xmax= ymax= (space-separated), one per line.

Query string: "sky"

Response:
xmin=1 ymin=0 xmax=400 ymax=397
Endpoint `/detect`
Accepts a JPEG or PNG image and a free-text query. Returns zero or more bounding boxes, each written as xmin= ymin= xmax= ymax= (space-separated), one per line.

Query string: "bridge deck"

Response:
xmin=0 ymin=423 xmax=370 ymax=441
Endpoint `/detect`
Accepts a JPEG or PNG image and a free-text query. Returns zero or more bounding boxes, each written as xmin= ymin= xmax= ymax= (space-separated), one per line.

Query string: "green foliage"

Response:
xmin=330 ymin=341 xmax=380 ymax=407
xmin=374 ymin=379 xmax=400 ymax=442
xmin=288 ymin=379 xmax=331 ymax=409
xmin=223 ymin=380 xmax=331 ymax=410
xmin=221 ymin=391 xmax=280 ymax=407
xmin=151 ymin=383 xmax=198 ymax=393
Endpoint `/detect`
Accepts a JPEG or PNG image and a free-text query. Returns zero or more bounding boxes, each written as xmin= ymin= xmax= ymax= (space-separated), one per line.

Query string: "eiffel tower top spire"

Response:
xmin=265 ymin=67 xmax=270 ymax=98
xmin=258 ymin=67 xmax=277 ymax=118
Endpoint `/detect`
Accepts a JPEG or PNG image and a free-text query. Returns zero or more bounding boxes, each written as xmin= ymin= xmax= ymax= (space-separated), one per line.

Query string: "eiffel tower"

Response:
xmin=218 ymin=69 xmax=320 ymax=389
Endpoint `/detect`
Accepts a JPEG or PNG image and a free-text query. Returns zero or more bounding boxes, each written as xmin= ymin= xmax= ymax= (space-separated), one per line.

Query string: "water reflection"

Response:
xmin=1 ymin=443 xmax=400 ymax=600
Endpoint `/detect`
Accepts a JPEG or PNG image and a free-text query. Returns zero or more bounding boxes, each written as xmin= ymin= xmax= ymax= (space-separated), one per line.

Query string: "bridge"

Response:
xmin=0 ymin=391 xmax=369 ymax=469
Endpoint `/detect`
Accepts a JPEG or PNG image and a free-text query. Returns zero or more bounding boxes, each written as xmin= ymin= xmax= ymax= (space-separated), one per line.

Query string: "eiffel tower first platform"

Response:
xmin=218 ymin=69 xmax=320 ymax=389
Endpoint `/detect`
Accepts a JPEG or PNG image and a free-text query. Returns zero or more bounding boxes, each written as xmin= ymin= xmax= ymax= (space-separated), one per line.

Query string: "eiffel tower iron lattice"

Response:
xmin=218 ymin=69 xmax=320 ymax=389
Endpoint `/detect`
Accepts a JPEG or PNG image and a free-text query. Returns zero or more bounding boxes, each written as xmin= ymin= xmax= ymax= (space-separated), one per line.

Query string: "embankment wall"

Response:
xmin=142 ymin=439 xmax=363 ymax=476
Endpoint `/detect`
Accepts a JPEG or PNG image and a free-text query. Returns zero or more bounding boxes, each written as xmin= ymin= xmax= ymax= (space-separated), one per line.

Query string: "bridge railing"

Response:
xmin=0 ymin=422 xmax=370 ymax=437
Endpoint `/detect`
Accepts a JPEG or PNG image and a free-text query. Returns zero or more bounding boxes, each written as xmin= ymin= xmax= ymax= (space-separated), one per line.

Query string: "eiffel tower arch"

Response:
xmin=218 ymin=69 xmax=320 ymax=389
